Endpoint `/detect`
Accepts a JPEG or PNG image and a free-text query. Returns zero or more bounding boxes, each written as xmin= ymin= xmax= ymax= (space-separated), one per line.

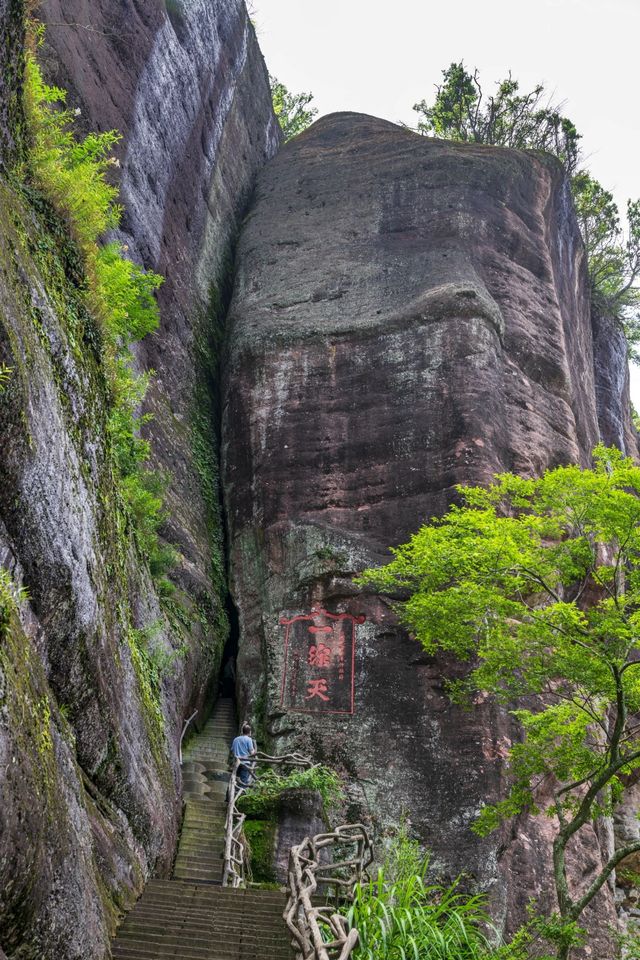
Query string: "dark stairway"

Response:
xmin=111 ymin=698 xmax=294 ymax=960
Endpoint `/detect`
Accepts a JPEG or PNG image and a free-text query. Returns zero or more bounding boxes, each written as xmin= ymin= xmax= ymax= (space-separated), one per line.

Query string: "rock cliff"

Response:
xmin=39 ymin=0 xmax=281 ymax=636
xmin=222 ymin=113 xmax=636 ymax=948
xmin=0 ymin=2 xmax=277 ymax=957
xmin=1 ymin=2 xmax=638 ymax=953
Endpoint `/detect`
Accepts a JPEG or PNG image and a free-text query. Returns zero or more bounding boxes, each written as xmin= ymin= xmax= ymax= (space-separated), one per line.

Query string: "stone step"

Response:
xmin=113 ymin=702 xmax=292 ymax=960
xmin=184 ymin=797 xmax=228 ymax=807
xmin=173 ymin=869 xmax=224 ymax=882
xmin=146 ymin=880 xmax=285 ymax=899
xmin=112 ymin=940 xmax=292 ymax=959
xmin=173 ymin=857 xmax=224 ymax=872
xmin=181 ymin=821 xmax=226 ymax=834
xmin=184 ymin=799 xmax=228 ymax=809
xmin=176 ymin=836 xmax=226 ymax=847
xmin=178 ymin=833 xmax=226 ymax=845
xmin=124 ymin=921 xmax=288 ymax=940
xmin=113 ymin=947 xmax=291 ymax=960
xmin=123 ymin=893 xmax=285 ymax=910
xmin=183 ymin=762 xmax=230 ymax=774
xmin=116 ymin=922 xmax=290 ymax=942
xmin=183 ymin=804 xmax=227 ymax=815
xmin=124 ymin=912 xmax=287 ymax=931
xmin=182 ymin=813 xmax=227 ymax=825
xmin=175 ymin=834 xmax=226 ymax=845
xmin=136 ymin=900 xmax=287 ymax=915
xmin=175 ymin=848 xmax=225 ymax=861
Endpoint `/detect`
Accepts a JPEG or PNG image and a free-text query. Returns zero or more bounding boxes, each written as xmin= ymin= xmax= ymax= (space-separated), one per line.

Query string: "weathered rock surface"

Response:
xmin=223 ymin=113 xmax=635 ymax=948
xmin=0 ymin=2 xmax=277 ymax=956
xmin=0 ymin=182 xmax=171 ymax=959
xmin=40 ymin=0 xmax=281 ymax=609
xmin=591 ymin=311 xmax=638 ymax=454
xmin=274 ymin=789 xmax=325 ymax=884
xmin=0 ymin=0 xmax=24 ymax=170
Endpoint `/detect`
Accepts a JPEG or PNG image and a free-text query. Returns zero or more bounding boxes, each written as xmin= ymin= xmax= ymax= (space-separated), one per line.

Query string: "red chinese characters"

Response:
xmin=308 ymin=643 xmax=332 ymax=667
xmin=279 ymin=608 xmax=366 ymax=714
xmin=305 ymin=678 xmax=330 ymax=701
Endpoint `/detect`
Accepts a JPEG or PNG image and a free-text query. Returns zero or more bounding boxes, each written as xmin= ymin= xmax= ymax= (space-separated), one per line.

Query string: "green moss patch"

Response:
xmin=243 ymin=819 xmax=277 ymax=884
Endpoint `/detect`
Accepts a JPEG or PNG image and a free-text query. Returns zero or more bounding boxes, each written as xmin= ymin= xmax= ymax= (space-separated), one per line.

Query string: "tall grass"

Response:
xmin=346 ymin=826 xmax=496 ymax=960
xmin=347 ymin=866 xmax=494 ymax=960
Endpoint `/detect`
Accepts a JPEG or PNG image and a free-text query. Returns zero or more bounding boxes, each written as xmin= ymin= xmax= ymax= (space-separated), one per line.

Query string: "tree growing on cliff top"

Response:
xmin=413 ymin=62 xmax=581 ymax=173
xmin=413 ymin=63 xmax=640 ymax=359
xmin=359 ymin=447 xmax=640 ymax=960
xmin=269 ymin=75 xmax=318 ymax=141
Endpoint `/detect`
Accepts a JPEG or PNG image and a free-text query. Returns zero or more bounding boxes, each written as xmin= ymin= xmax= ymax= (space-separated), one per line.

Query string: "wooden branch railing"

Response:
xmin=284 ymin=823 xmax=373 ymax=960
xmin=222 ymin=750 xmax=312 ymax=888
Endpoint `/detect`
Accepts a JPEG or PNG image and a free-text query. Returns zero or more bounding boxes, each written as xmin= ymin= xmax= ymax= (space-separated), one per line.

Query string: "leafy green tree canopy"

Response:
xmin=413 ymin=62 xmax=580 ymax=173
xmin=270 ymin=74 xmax=318 ymax=141
xmin=359 ymin=447 xmax=640 ymax=959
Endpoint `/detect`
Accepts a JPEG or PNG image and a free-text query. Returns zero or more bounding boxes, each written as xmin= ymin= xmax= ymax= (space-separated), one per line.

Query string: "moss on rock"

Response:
xmin=244 ymin=819 xmax=277 ymax=884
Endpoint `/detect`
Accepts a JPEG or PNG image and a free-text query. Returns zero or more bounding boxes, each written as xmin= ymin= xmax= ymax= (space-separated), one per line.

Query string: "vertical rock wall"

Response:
xmin=0 ymin=0 xmax=24 ymax=170
xmin=0 ymin=2 xmax=278 ymax=956
xmin=222 ymin=113 xmax=636 ymax=949
xmin=591 ymin=310 xmax=638 ymax=454
xmin=39 ymin=0 xmax=281 ymax=627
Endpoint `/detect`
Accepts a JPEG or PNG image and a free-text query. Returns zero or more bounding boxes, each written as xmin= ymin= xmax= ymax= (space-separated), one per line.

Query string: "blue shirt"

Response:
xmin=231 ymin=734 xmax=255 ymax=759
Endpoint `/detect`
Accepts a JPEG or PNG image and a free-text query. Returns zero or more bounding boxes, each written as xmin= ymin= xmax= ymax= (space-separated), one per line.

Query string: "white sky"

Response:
xmin=251 ymin=0 xmax=640 ymax=405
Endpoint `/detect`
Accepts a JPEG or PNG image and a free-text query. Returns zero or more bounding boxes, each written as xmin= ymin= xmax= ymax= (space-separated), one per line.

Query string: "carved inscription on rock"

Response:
xmin=279 ymin=608 xmax=365 ymax=714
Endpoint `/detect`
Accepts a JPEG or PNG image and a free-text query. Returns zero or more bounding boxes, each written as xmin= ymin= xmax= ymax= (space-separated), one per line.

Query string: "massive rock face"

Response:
xmin=0 ymin=2 xmax=277 ymax=956
xmin=39 ymin=0 xmax=280 ymax=625
xmin=222 ymin=113 xmax=636 ymax=946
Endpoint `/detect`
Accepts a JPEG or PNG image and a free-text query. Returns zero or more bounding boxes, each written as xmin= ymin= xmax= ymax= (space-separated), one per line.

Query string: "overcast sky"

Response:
xmin=252 ymin=0 xmax=640 ymax=405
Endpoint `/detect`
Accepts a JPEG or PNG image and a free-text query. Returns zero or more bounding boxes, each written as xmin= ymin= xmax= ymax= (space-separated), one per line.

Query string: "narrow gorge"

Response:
xmin=0 ymin=1 xmax=638 ymax=958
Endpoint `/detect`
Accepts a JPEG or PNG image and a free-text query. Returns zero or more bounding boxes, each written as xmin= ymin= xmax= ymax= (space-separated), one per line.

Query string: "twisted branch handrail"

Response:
xmin=222 ymin=749 xmax=313 ymax=888
xmin=284 ymin=823 xmax=373 ymax=960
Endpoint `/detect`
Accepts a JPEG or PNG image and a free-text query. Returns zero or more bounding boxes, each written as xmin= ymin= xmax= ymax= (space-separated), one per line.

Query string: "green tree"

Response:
xmin=573 ymin=172 xmax=640 ymax=358
xmin=359 ymin=447 xmax=640 ymax=960
xmin=269 ymin=75 xmax=317 ymax=141
xmin=413 ymin=62 xmax=580 ymax=173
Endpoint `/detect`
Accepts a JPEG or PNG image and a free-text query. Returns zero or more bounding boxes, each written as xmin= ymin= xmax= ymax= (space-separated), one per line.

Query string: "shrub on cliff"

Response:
xmin=270 ymin=75 xmax=317 ymax=141
xmin=573 ymin=172 xmax=640 ymax=359
xmin=360 ymin=446 xmax=640 ymax=960
xmin=237 ymin=764 xmax=342 ymax=817
xmin=413 ymin=62 xmax=580 ymax=173
xmin=0 ymin=570 xmax=28 ymax=641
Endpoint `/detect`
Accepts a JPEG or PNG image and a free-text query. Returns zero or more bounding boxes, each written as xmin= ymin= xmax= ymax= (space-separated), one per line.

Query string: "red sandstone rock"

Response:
xmin=223 ymin=112 xmax=634 ymax=949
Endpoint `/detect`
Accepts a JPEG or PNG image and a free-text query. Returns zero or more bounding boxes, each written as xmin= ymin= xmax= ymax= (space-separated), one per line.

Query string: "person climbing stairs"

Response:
xmin=111 ymin=698 xmax=295 ymax=960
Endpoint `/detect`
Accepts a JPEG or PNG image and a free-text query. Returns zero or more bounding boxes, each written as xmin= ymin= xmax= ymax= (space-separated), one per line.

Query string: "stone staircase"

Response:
xmin=176 ymin=698 xmax=236 ymax=884
xmin=111 ymin=698 xmax=294 ymax=960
